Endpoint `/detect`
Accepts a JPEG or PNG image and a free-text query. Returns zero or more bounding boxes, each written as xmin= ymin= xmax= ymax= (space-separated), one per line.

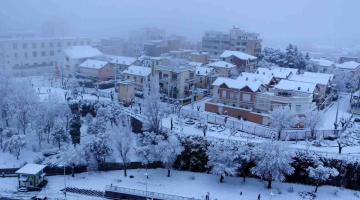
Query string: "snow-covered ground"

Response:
xmin=1 ymin=169 xmax=358 ymax=200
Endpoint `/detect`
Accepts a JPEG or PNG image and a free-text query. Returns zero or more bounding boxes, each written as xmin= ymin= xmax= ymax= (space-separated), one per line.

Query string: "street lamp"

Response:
xmin=144 ymin=172 xmax=149 ymax=199
xmin=59 ymin=164 xmax=67 ymax=199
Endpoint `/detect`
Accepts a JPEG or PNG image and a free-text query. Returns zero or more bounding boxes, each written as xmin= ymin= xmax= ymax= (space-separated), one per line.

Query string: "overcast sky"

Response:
xmin=0 ymin=0 xmax=358 ymax=47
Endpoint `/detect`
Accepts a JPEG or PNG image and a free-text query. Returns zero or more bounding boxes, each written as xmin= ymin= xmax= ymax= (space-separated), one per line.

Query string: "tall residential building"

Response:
xmin=127 ymin=27 xmax=165 ymax=57
xmin=202 ymin=27 xmax=262 ymax=58
xmin=0 ymin=37 xmax=92 ymax=75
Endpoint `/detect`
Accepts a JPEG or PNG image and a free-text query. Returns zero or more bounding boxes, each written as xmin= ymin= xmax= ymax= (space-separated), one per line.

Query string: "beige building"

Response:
xmin=122 ymin=65 xmax=151 ymax=87
xmin=118 ymin=80 xmax=135 ymax=103
xmin=156 ymin=60 xmax=197 ymax=99
xmin=195 ymin=66 xmax=217 ymax=90
xmin=190 ymin=51 xmax=210 ymax=63
xmin=79 ymin=59 xmax=114 ymax=82
xmin=207 ymin=61 xmax=236 ymax=77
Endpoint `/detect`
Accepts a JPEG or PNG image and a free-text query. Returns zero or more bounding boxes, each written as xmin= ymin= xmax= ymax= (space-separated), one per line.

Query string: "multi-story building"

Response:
xmin=202 ymin=27 xmax=262 ymax=58
xmin=144 ymin=39 xmax=181 ymax=57
xmin=55 ymin=46 xmax=102 ymax=77
xmin=339 ymin=56 xmax=358 ymax=64
xmin=205 ymin=77 xmax=317 ymax=125
xmin=155 ymin=60 xmax=197 ymax=99
xmin=220 ymin=50 xmax=258 ymax=72
xmin=0 ymin=31 xmax=40 ymax=39
xmin=127 ymin=27 xmax=165 ymax=57
xmin=95 ymin=38 xmax=127 ymax=56
xmin=0 ymin=37 xmax=92 ymax=75
xmin=122 ymin=65 xmax=151 ymax=88
xmin=169 ymin=49 xmax=195 ymax=60
xmin=190 ymin=51 xmax=211 ymax=64
xmin=207 ymin=61 xmax=236 ymax=77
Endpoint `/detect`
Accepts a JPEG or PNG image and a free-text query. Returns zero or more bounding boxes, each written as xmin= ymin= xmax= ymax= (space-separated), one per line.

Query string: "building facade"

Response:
xmin=202 ymin=27 xmax=262 ymax=58
xmin=127 ymin=27 xmax=165 ymax=57
xmin=0 ymin=37 xmax=91 ymax=75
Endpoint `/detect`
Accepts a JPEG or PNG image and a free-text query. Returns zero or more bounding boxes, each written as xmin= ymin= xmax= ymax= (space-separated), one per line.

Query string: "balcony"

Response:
xmin=211 ymin=97 xmax=254 ymax=110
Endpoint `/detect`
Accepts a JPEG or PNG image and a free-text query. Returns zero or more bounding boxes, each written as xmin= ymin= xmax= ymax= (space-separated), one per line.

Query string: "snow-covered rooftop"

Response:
xmin=275 ymin=80 xmax=317 ymax=94
xmin=79 ymin=59 xmax=109 ymax=70
xmin=189 ymin=62 xmax=203 ymax=67
xmin=220 ymin=50 xmax=257 ymax=60
xmin=256 ymin=67 xmax=298 ymax=79
xmin=212 ymin=77 xmax=262 ymax=92
xmin=196 ymin=66 xmax=213 ymax=76
xmin=335 ymin=61 xmax=360 ymax=70
xmin=104 ymin=55 xmax=137 ymax=65
xmin=191 ymin=51 xmax=210 ymax=55
xmin=207 ymin=61 xmax=236 ymax=68
xmin=303 ymin=72 xmax=334 ymax=81
xmin=237 ymin=72 xmax=273 ymax=85
xmin=288 ymin=74 xmax=329 ymax=85
xmin=123 ymin=65 xmax=151 ymax=76
xmin=16 ymin=164 xmax=47 ymax=175
xmin=310 ymin=58 xmax=335 ymax=67
xmin=63 ymin=46 xmax=102 ymax=59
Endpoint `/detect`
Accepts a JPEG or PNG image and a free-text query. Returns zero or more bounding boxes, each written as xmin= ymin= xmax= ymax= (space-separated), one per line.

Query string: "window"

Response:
xmin=163 ymin=74 xmax=169 ymax=77
xmin=33 ymin=52 xmax=37 ymax=57
xmin=41 ymin=43 xmax=45 ymax=48
xmin=57 ymin=42 xmax=62 ymax=47
xmin=231 ymin=91 xmax=237 ymax=99
xmin=23 ymin=43 xmax=27 ymax=49
xmin=172 ymin=73 xmax=177 ymax=79
xmin=50 ymin=51 xmax=54 ymax=56
xmin=222 ymin=90 xmax=227 ymax=98
xmin=242 ymin=42 xmax=247 ymax=46
xmin=42 ymin=51 xmax=46 ymax=56
xmin=127 ymin=75 xmax=129 ymax=79
xmin=141 ymin=78 xmax=143 ymax=83
xmin=296 ymin=105 xmax=301 ymax=112
xmin=190 ymin=72 xmax=194 ymax=78
xmin=50 ymin=42 xmax=53 ymax=47
xmin=134 ymin=77 xmax=137 ymax=81
xmin=13 ymin=43 xmax=18 ymax=49
xmin=14 ymin=53 xmax=17 ymax=59
xmin=67 ymin=42 xmax=71 ymax=46
xmin=243 ymin=94 xmax=251 ymax=102
xmin=32 ymin=43 xmax=37 ymax=48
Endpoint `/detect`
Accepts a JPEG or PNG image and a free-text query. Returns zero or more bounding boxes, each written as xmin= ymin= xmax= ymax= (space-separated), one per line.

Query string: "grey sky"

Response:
xmin=0 ymin=0 xmax=358 ymax=46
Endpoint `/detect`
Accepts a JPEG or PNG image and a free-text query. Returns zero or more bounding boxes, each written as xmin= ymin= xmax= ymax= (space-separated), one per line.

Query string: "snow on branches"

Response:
xmin=269 ymin=106 xmax=298 ymax=140
xmin=251 ymin=140 xmax=294 ymax=188
xmin=307 ymin=164 xmax=339 ymax=192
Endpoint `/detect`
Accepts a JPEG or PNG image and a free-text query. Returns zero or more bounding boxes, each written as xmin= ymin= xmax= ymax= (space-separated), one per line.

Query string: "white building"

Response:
xmin=0 ymin=37 xmax=92 ymax=75
xmin=56 ymin=46 xmax=102 ymax=76
xmin=207 ymin=61 xmax=236 ymax=77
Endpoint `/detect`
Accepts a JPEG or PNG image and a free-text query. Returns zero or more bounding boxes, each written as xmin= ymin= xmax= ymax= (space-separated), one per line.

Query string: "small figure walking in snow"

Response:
xmin=205 ymin=192 xmax=210 ymax=200
xmin=257 ymin=194 xmax=261 ymax=200
xmin=240 ymin=191 xmax=242 ymax=195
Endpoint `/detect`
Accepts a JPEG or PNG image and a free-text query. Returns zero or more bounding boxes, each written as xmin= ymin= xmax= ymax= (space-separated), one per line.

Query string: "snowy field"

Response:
xmin=0 ymin=169 xmax=358 ymax=200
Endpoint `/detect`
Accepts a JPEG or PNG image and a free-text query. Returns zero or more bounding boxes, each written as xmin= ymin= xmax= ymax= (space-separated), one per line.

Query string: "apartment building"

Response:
xmin=55 ymin=46 xmax=102 ymax=77
xmin=122 ymin=65 xmax=151 ymax=87
xmin=155 ymin=60 xmax=197 ymax=99
xmin=202 ymin=27 xmax=262 ymax=58
xmin=169 ymin=49 xmax=195 ymax=60
xmin=0 ymin=37 xmax=92 ymax=75
xmin=205 ymin=77 xmax=317 ymax=125
xmin=195 ymin=66 xmax=217 ymax=90
xmin=94 ymin=38 xmax=127 ymax=56
xmin=190 ymin=51 xmax=211 ymax=64
xmin=0 ymin=31 xmax=40 ymax=39
xmin=220 ymin=50 xmax=258 ymax=72
xmin=127 ymin=27 xmax=165 ymax=57
xmin=339 ymin=56 xmax=358 ymax=64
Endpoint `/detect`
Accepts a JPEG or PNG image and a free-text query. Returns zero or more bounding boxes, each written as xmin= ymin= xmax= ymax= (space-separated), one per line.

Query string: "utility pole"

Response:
xmin=334 ymin=100 xmax=339 ymax=130
xmin=61 ymin=61 xmax=64 ymax=88
xmin=191 ymin=84 xmax=195 ymax=119
xmin=114 ymin=59 xmax=118 ymax=93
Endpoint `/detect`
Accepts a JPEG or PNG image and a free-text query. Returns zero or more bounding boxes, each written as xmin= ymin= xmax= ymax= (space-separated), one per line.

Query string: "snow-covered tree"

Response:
xmin=257 ymin=59 xmax=279 ymax=69
xmin=112 ymin=116 xmax=134 ymax=177
xmin=269 ymin=106 xmax=298 ymax=140
xmin=307 ymin=164 xmax=339 ymax=192
xmin=34 ymin=109 xmax=46 ymax=149
xmin=69 ymin=113 xmax=81 ymax=144
xmin=87 ymin=107 xmax=109 ymax=135
xmin=328 ymin=68 xmax=357 ymax=92
xmin=51 ymin=121 xmax=70 ymax=150
xmin=156 ymin=132 xmax=184 ymax=177
xmin=12 ymin=82 xmax=39 ymax=135
xmin=337 ymin=131 xmax=358 ymax=153
xmin=5 ymin=134 xmax=28 ymax=160
xmin=59 ymin=144 xmax=87 ymax=167
xmin=86 ymin=133 xmax=113 ymax=164
xmin=251 ymin=141 xmax=294 ymax=188
xmin=206 ymin=140 xmax=242 ymax=183
xmin=300 ymin=110 xmax=324 ymax=139
xmin=134 ymin=132 xmax=160 ymax=170
xmin=228 ymin=68 xmax=240 ymax=79
xmin=65 ymin=78 xmax=80 ymax=99
xmin=142 ymin=77 xmax=164 ymax=134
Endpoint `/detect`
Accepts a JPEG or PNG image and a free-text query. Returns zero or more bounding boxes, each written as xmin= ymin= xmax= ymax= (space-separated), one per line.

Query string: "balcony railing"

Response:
xmin=211 ymin=97 xmax=254 ymax=110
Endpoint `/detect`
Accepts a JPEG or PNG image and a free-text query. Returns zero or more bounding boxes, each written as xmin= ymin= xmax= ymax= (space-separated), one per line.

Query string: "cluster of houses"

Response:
xmin=52 ymin=44 xmax=360 ymax=125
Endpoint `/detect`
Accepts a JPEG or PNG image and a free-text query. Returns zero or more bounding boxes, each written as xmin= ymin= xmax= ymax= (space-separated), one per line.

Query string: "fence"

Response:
xmin=179 ymin=109 xmax=344 ymax=140
xmin=66 ymin=187 xmax=104 ymax=197
xmin=106 ymin=185 xmax=201 ymax=200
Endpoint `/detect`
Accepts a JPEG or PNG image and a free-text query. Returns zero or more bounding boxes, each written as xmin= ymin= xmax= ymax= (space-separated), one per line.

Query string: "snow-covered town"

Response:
xmin=1 ymin=1 xmax=360 ymax=200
